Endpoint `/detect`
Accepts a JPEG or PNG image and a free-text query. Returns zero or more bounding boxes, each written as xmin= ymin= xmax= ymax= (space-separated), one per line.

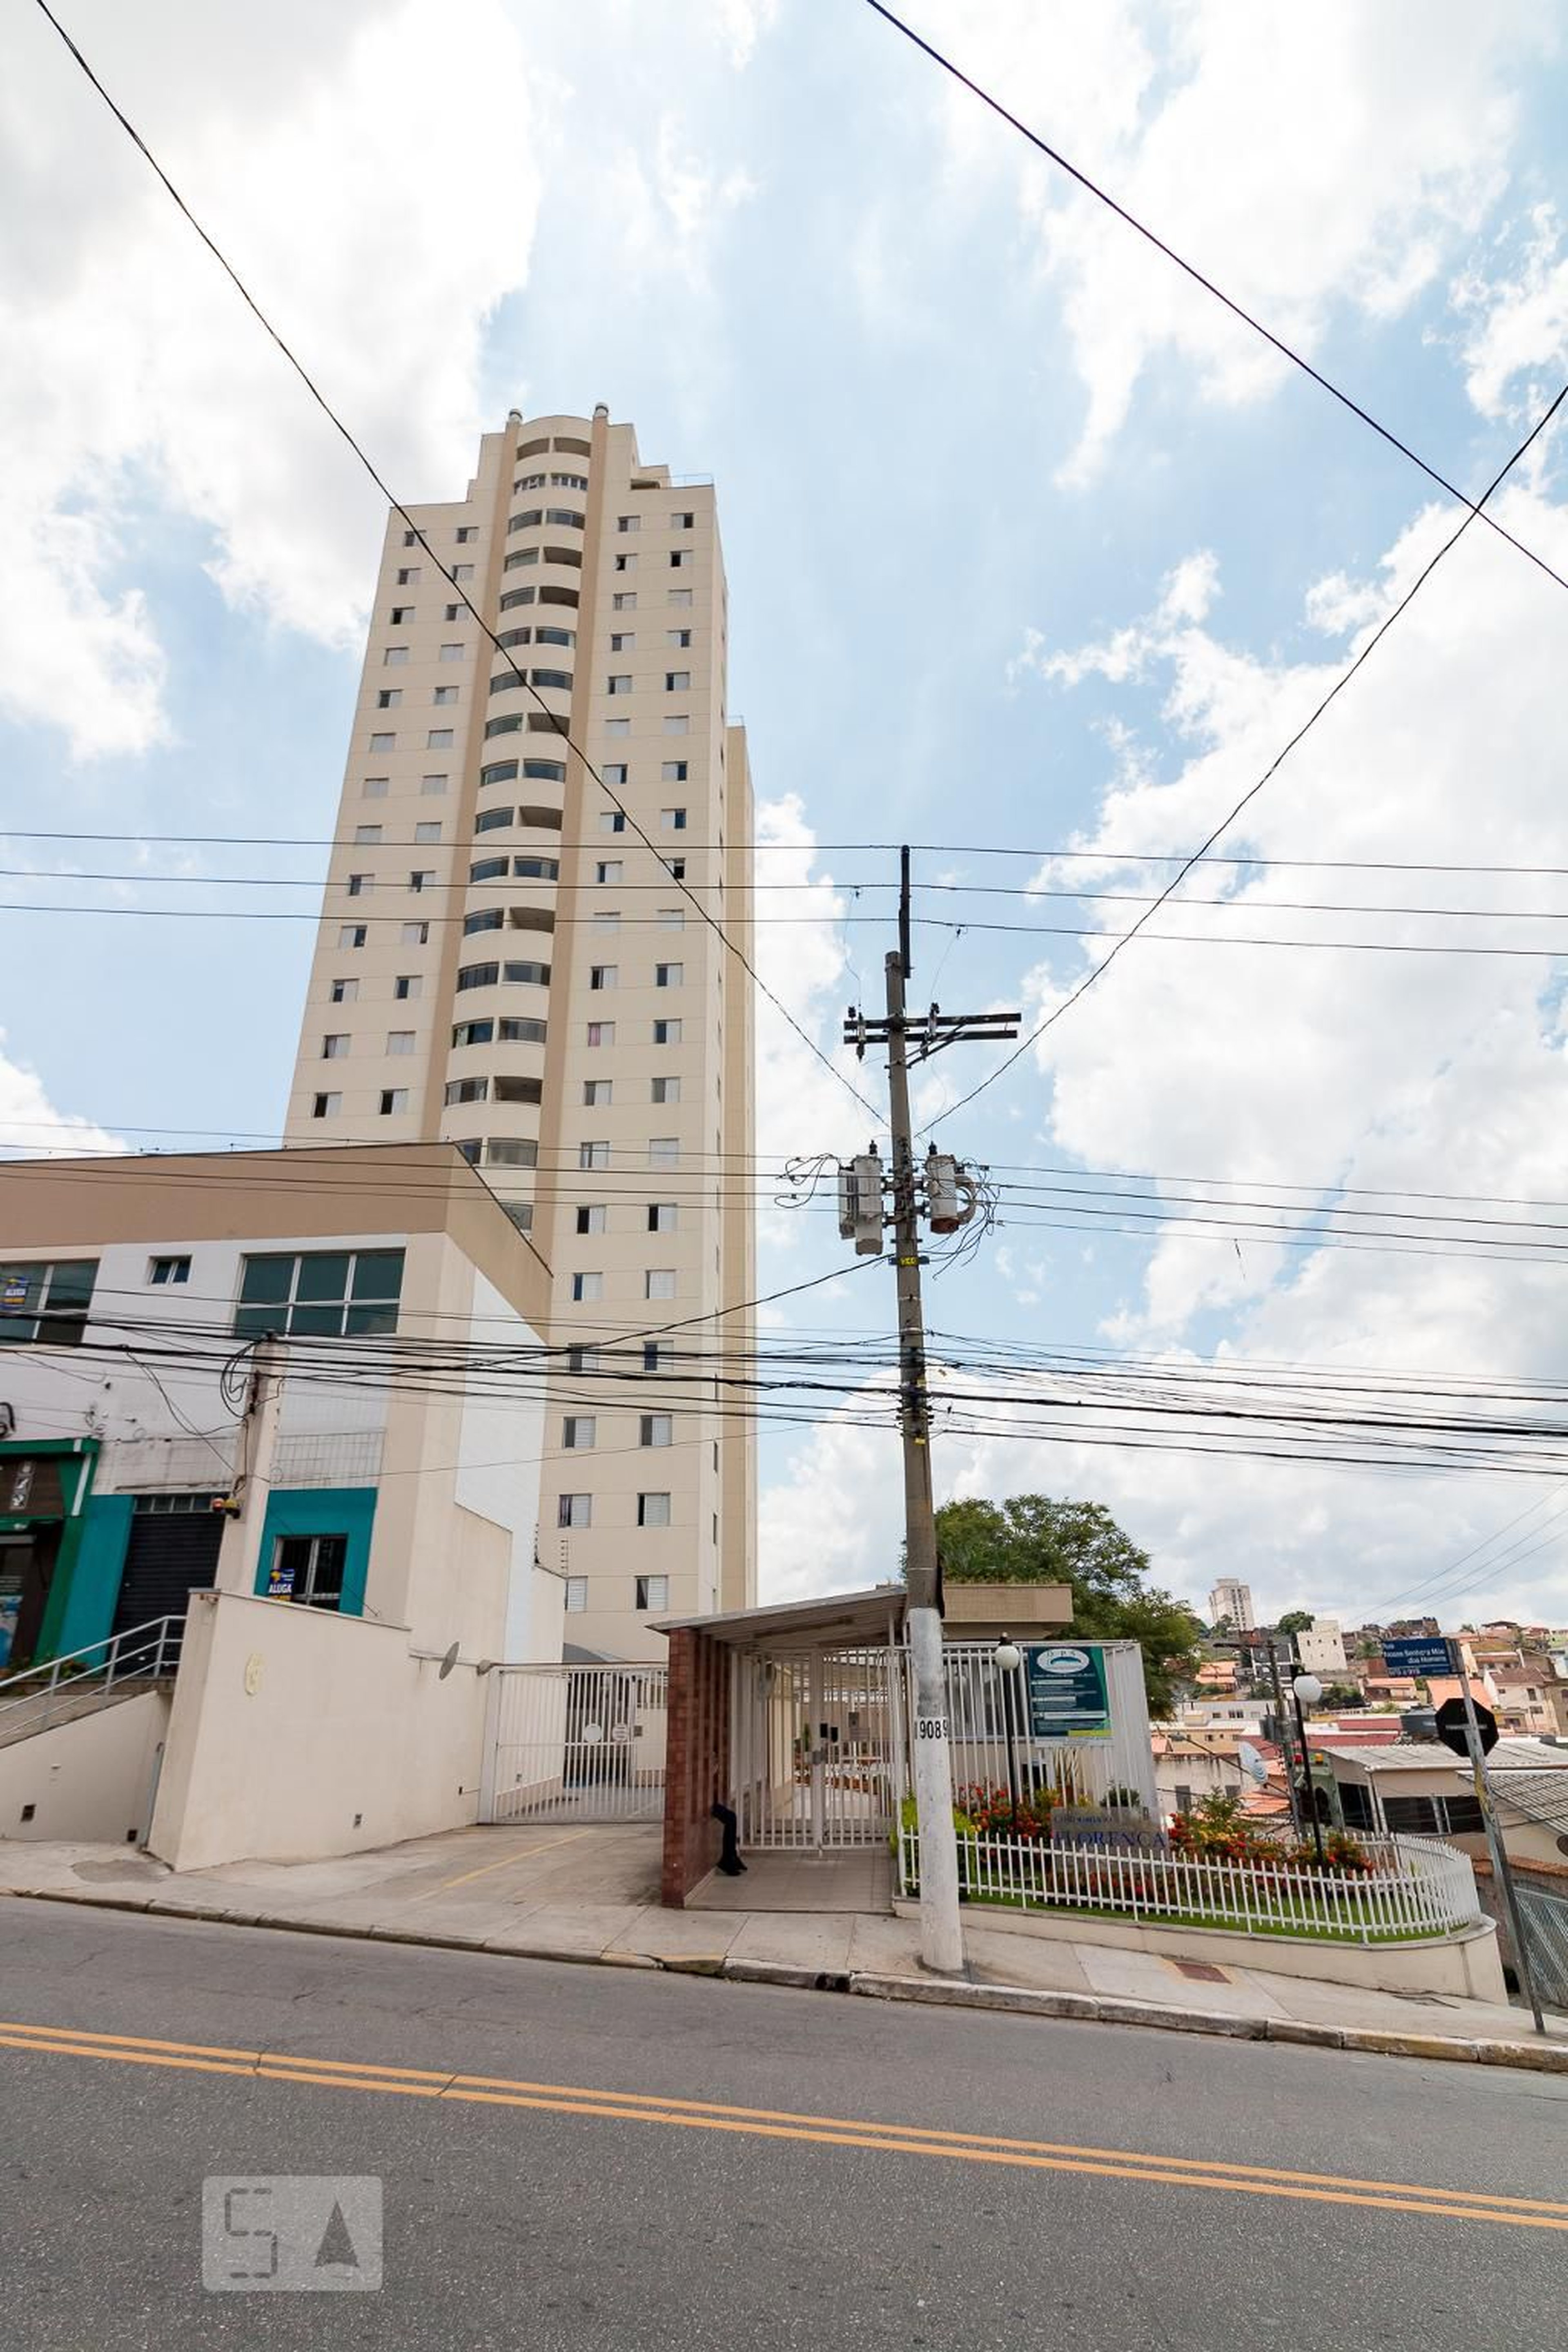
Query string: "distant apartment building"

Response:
xmin=282 ymin=411 xmax=757 ymax=1658
xmin=1294 ymin=1617 xmax=1348 ymax=1677
xmin=1207 ymin=1578 xmax=1255 ymax=1633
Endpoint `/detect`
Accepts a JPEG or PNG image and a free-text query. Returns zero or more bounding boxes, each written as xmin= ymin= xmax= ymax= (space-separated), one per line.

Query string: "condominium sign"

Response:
xmin=1024 ymin=1644 xmax=1111 ymax=1740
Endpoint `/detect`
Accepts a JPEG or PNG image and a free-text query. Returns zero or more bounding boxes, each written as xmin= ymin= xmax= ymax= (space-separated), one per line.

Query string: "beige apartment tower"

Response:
xmin=284 ymin=410 xmax=757 ymax=1657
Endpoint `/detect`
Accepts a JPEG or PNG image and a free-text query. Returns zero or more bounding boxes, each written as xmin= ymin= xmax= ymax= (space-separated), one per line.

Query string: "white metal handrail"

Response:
xmin=0 ymin=1615 xmax=185 ymax=1744
xmin=898 ymin=1827 xmax=1481 ymax=1946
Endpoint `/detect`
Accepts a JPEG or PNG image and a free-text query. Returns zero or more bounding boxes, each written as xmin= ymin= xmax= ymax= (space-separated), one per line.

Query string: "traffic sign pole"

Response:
xmin=1449 ymin=1641 xmax=1545 ymax=2035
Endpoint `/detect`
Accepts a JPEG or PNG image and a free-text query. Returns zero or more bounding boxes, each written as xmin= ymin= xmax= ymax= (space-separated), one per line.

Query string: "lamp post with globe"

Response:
xmin=993 ymin=1637 xmax=1024 ymax=1834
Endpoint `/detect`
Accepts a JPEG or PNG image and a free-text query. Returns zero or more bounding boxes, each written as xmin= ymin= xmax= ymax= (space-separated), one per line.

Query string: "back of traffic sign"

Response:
xmin=1434 ymin=1695 xmax=1498 ymax=1757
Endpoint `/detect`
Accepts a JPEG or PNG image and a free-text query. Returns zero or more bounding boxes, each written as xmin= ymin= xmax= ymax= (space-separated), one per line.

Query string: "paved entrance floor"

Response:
xmin=2 ymin=1829 xmax=1564 ymax=2068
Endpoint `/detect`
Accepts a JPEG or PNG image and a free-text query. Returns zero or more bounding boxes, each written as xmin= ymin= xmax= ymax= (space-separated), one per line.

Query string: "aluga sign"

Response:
xmin=1024 ymin=1644 xmax=1112 ymax=1740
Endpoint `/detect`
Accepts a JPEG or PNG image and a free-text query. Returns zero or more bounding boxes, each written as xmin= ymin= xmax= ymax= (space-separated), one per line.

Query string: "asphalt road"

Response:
xmin=0 ymin=1898 xmax=1563 ymax=2350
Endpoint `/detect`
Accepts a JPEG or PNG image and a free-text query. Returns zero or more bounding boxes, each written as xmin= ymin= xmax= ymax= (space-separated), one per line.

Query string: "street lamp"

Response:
xmin=994 ymin=1637 xmax=1023 ymax=1834
xmin=1290 ymin=1669 xmax=1327 ymax=1865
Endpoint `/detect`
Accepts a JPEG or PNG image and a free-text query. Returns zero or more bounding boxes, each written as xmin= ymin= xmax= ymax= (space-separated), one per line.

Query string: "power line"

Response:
xmin=921 ymin=378 xmax=1568 ymax=1132
xmin=31 ymin=0 xmax=881 ymax=1131
xmin=860 ymin=0 xmax=1568 ymax=601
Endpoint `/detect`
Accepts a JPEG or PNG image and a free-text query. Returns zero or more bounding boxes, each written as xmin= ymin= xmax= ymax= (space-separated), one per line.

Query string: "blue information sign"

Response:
xmin=1024 ymin=1643 xmax=1111 ymax=1740
xmin=1381 ymin=1637 xmax=1452 ymax=1677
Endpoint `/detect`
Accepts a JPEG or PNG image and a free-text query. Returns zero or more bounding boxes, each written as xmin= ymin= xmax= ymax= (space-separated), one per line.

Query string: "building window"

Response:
xmin=613 ymin=553 xmax=636 ymax=573
xmin=0 ymin=1258 xmax=98 ymax=1348
xmin=648 ymin=1138 xmax=679 ymax=1167
xmin=601 ymin=765 xmax=628 ymax=787
xmin=433 ymin=685 xmax=460 ymax=707
xmin=428 ymin=729 xmax=454 ymax=750
xmin=270 ymin=1532 xmax=347 ymax=1613
xmin=661 ymin=807 xmax=687 ymax=830
xmin=600 ymin=811 xmax=626 ymax=834
xmin=586 ymin=1021 xmax=615 ymax=1047
xmin=409 ymin=869 xmax=437 ymax=893
xmin=651 ymin=1076 xmax=680 ymax=1104
xmin=235 ymin=1249 xmax=404 ymax=1340
xmin=379 ymin=1089 xmax=409 ymax=1116
xmin=503 ymin=959 xmax=550 ymax=985
xmin=452 ymin=1019 xmax=493 ymax=1049
xmin=394 ymin=974 xmax=422 ymax=1002
xmin=565 ymin=1576 xmax=588 ymax=1613
xmin=662 ymin=715 xmax=690 ymax=735
xmin=645 ymin=1270 xmax=676 ymax=1301
xmin=402 ymin=922 xmax=430 ymax=946
xmin=362 ymin=777 xmax=389 ymax=799
xmin=576 ymin=1206 xmax=606 ymax=1236
xmin=456 ymin=526 xmax=478 ymax=544
xmin=669 ymin=588 xmax=693 ymax=608
xmin=664 ymin=672 xmax=690 ymax=693
xmin=647 ymin=1204 xmax=677 ymax=1234
xmin=641 ymin=1343 xmax=666 ymax=1373
xmin=666 ymin=630 xmax=692 ymax=649
xmin=583 ymin=1080 xmax=612 ymax=1107
xmin=443 ymin=604 xmax=463 ymax=622
xmin=669 ymin=550 xmax=690 ymax=569
xmin=610 ymin=632 xmax=635 ymax=653
xmin=662 ymin=760 xmax=688 ymax=782
xmin=640 ymin=1414 xmax=673 ymax=1448
xmin=589 ymin=965 xmax=617 ymax=990
xmin=369 ymin=732 xmax=395 ymax=752
xmin=655 ymin=964 xmax=683 ymax=989
xmin=354 ymin=824 xmax=383 ymax=846
xmin=594 ymin=862 xmax=624 ymax=886
xmin=421 ymin=775 xmax=448 ymax=797
xmin=439 ymin=643 xmax=465 ymax=663
xmin=346 ymin=873 xmax=372 ymax=899
xmin=561 ymin=1417 xmax=598 ymax=1458
xmin=452 ymin=564 xmax=475 ymax=583
xmin=672 ymin=511 xmax=694 ymax=530
xmin=592 ymin=913 xmax=620 ymax=934
xmin=474 ymin=808 xmax=512 ymax=836
xmin=666 ymin=858 xmax=686 ymax=882
xmin=445 ymin=1077 xmax=488 ymax=1106
xmin=338 ymin=925 xmax=367 ymax=949
xmin=604 ymin=717 xmax=630 ymax=738
xmin=389 ymin=608 xmax=413 ymax=626
xmin=145 ymin=1256 xmax=192 ymax=1291
xmin=322 ymin=1033 xmax=349 ymax=1059
xmin=470 ymin=858 xmax=508 ymax=884
xmin=612 ymin=591 xmax=636 ymax=611
xmin=571 ymin=1272 xmax=603 ymax=1303
xmin=396 ymin=567 xmax=420 ymax=585
xmin=579 ymin=1141 xmax=610 ymax=1171
xmin=464 ymin=909 xmax=503 ymax=935
xmin=387 ymin=1031 xmax=416 ymax=1056
xmin=617 ymin=514 xmax=641 ymax=533
xmin=653 ymin=1018 xmax=682 ymax=1046
xmin=329 ymin=978 xmax=357 ymax=1004
xmin=311 ymin=1092 xmax=341 ymax=1119
xmin=657 ymin=909 xmax=684 ymax=930
xmin=607 ymin=674 xmax=632 ymax=696
xmin=414 ymin=821 xmax=443 ymax=845
xmin=557 ymin=1493 xmax=592 ymax=1530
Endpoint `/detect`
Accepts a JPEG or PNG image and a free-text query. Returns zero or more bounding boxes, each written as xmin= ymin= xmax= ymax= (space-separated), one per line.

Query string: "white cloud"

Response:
xmin=1 ymin=0 xmax=550 ymax=757
xmin=1454 ymin=203 xmax=1568 ymax=419
xmin=0 ymin=1036 xmax=122 ymax=1157
xmin=912 ymin=0 xmax=1543 ymax=479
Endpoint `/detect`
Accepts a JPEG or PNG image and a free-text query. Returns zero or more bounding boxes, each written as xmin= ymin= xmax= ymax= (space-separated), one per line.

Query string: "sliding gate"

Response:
xmin=733 ymin=1647 xmax=902 ymax=1851
xmin=481 ymin=1661 xmax=669 ymax=1824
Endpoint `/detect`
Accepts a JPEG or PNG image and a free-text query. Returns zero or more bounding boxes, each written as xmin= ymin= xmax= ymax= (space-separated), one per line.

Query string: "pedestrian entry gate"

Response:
xmin=481 ymin=1661 xmax=669 ymax=1824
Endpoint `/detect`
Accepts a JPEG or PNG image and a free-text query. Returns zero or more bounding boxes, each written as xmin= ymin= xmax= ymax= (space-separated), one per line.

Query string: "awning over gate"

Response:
xmin=655 ymin=1584 xmax=905 ymax=1657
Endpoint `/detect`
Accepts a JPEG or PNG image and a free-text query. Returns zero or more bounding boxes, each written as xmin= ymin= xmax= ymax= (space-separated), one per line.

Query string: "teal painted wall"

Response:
xmin=256 ymin=1488 xmax=376 ymax=1618
xmin=46 ymin=1493 xmax=135 ymax=1659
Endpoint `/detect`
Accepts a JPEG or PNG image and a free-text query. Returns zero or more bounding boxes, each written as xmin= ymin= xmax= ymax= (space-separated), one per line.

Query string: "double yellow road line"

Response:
xmin=2 ymin=2015 xmax=1564 ymax=2232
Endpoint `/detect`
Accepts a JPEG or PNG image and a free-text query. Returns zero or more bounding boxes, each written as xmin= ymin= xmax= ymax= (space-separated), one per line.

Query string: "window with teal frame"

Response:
xmin=234 ymin=1249 xmax=403 ymax=1340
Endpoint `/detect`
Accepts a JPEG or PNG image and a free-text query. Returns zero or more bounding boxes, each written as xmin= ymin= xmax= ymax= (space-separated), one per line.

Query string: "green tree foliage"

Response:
xmin=1274 ymin=1609 xmax=1315 ymax=1637
xmin=933 ymin=1494 xmax=1203 ymax=1716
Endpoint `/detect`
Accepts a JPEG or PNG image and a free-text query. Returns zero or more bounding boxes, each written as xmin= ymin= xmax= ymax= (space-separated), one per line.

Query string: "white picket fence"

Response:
xmin=898 ymin=1829 xmax=1481 ymax=1946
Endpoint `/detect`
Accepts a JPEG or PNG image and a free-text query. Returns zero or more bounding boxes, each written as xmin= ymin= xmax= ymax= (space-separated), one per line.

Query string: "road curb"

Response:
xmin=4 ymin=1884 xmax=1564 ymax=2072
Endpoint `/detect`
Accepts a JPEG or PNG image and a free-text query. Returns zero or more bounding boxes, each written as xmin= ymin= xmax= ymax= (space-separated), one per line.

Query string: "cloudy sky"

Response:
xmin=5 ymin=0 xmax=1568 ymax=1632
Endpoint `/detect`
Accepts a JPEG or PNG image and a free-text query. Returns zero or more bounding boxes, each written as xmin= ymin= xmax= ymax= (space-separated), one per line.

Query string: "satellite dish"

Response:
xmin=437 ymin=1641 xmax=461 ymax=1680
xmin=1237 ymin=1740 xmax=1269 ymax=1788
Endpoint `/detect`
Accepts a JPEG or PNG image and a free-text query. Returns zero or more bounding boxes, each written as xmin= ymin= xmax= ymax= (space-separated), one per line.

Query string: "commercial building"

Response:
xmin=0 ymin=1145 xmax=559 ymax=1670
xmin=1207 ymin=1578 xmax=1255 ymax=1632
xmin=283 ymin=409 xmax=756 ymax=1658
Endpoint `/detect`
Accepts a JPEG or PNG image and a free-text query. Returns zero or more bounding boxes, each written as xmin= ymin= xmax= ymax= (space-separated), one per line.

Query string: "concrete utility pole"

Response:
xmin=215 ymin=1339 xmax=284 ymax=1600
xmin=843 ymin=849 xmax=1018 ymax=1977
xmin=1450 ymin=1645 xmax=1545 ymax=2035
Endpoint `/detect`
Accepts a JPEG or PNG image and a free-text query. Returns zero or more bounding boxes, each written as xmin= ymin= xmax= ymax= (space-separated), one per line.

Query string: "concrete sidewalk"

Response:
xmin=2 ymin=1826 xmax=1564 ymax=2074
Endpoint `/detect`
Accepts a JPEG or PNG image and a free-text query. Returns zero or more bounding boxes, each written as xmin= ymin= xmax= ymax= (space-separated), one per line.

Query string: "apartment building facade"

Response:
xmin=1207 ymin=1579 xmax=1256 ymax=1633
xmin=284 ymin=411 xmax=757 ymax=1658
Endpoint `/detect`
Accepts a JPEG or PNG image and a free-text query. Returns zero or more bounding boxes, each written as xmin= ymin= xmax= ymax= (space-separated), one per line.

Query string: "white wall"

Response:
xmin=148 ymin=1587 xmax=493 ymax=1872
xmin=0 ymin=1690 xmax=169 ymax=1842
xmin=456 ymin=1269 xmax=550 ymax=1660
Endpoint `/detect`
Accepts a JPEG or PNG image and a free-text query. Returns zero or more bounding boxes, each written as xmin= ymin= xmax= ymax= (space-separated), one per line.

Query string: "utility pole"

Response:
xmin=1450 ymin=1642 xmax=1545 ymax=2034
xmin=215 ymin=1339 xmax=284 ymax=1600
xmin=843 ymin=848 xmax=1018 ymax=1976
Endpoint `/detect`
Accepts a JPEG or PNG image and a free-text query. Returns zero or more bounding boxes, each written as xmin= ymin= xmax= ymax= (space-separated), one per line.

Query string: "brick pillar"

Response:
xmin=661 ymin=1628 xmax=728 ymax=1907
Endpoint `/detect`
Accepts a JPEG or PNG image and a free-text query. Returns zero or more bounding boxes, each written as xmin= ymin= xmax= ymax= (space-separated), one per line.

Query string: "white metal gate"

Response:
xmin=733 ymin=1647 xmax=902 ymax=1851
xmin=481 ymin=1662 xmax=669 ymax=1824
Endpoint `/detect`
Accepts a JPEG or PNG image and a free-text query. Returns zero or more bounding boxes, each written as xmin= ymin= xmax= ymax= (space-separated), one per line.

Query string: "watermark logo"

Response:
xmin=202 ymin=2176 xmax=382 ymax=2292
